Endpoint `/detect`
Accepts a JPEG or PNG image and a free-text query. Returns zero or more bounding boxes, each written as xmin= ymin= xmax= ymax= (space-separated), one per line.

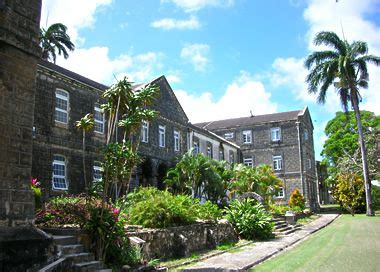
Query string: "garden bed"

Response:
xmin=126 ymin=221 xmax=238 ymax=260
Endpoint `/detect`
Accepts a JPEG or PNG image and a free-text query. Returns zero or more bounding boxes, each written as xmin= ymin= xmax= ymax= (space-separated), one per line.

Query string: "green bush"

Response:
xmin=288 ymin=188 xmax=306 ymax=210
xmin=126 ymin=187 xmax=221 ymax=228
xmin=269 ymin=204 xmax=291 ymax=216
xmin=225 ymin=199 xmax=274 ymax=240
xmin=332 ymin=173 xmax=366 ymax=215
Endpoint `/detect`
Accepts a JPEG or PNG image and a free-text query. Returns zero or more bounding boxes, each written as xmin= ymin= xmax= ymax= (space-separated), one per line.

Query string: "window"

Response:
xmin=52 ymin=155 xmax=67 ymax=190
xmin=242 ymin=130 xmax=252 ymax=144
xmin=207 ymin=144 xmax=213 ymax=158
xmin=276 ymin=187 xmax=285 ymax=198
xmin=229 ymin=151 xmax=234 ymax=163
xmin=271 ymin=127 xmax=281 ymax=141
xmin=193 ymin=141 xmax=199 ymax=154
xmin=174 ymin=130 xmax=180 ymax=151
xmin=304 ymin=129 xmax=309 ymax=140
xmin=93 ymin=161 xmax=103 ymax=182
xmin=159 ymin=125 xmax=165 ymax=147
xmin=141 ymin=121 xmax=149 ymax=143
xmin=273 ymin=155 xmax=283 ymax=170
xmin=94 ymin=105 xmax=104 ymax=134
xmin=224 ymin=132 xmax=234 ymax=140
xmin=243 ymin=157 xmax=253 ymax=167
xmin=307 ymin=158 xmax=312 ymax=169
xmin=55 ymin=89 xmax=69 ymax=124
xmin=219 ymin=150 xmax=224 ymax=161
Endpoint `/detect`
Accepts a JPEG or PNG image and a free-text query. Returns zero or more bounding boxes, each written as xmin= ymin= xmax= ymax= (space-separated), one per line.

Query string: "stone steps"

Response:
xmin=39 ymin=231 xmax=108 ymax=272
xmin=271 ymin=217 xmax=301 ymax=237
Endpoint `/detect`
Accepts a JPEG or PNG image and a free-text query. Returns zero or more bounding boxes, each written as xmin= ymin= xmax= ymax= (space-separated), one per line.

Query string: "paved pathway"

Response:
xmin=182 ymin=213 xmax=339 ymax=272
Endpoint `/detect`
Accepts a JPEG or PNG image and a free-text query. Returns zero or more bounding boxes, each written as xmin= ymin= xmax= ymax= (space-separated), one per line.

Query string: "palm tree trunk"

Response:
xmin=83 ymin=130 xmax=88 ymax=192
xmin=351 ymin=95 xmax=374 ymax=216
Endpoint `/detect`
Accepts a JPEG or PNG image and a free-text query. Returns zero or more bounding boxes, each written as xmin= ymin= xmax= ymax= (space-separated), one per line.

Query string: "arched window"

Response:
xmin=55 ymin=89 xmax=69 ymax=124
xmin=52 ymin=155 xmax=67 ymax=190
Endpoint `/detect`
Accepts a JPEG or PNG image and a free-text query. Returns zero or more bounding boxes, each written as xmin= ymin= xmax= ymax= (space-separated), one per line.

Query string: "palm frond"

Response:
xmin=314 ymin=31 xmax=346 ymax=54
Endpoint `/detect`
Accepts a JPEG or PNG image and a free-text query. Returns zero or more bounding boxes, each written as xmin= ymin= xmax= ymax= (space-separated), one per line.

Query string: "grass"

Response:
xmin=251 ymin=213 xmax=380 ymax=272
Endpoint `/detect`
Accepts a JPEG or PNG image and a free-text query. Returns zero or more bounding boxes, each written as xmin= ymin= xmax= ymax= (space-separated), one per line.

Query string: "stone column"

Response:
xmin=0 ymin=1 xmax=52 ymax=270
xmin=0 ymin=0 xmax=41 ymax=226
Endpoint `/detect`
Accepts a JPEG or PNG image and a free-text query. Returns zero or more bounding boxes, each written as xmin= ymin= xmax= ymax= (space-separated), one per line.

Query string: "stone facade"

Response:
xmin=31 ymin=63 xmax=240 ymax=198
xmin=195 ymin=108 xmax=319 ymax=210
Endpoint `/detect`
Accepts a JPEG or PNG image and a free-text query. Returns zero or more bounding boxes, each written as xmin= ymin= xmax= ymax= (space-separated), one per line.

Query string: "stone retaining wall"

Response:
xmin=126 ymin=222 xmax=238 ymax=260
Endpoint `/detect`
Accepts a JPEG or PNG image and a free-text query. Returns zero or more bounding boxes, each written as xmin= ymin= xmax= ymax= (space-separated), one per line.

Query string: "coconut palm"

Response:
xmin=76 ymin=114 xmax=94 ymax=191
xmin=305 ymin=31 xmax=380 ymax=216
xmin=40 ymin=23 xmax=75 ymax=63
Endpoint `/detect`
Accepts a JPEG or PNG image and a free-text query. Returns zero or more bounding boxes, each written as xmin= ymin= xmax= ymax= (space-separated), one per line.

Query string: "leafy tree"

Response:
xmin=332 ymin=173 xmax=366 ymax=216
xmin=76 ymin=113 xmax=94 ymax=191
xmin=40 ymin=23 xmax=75 ymax=63
xmin=322 ymin=111 xmax=379 ymax=167
xmin=305 ymin=31 xmax=380 ymax=216
xmin=229 ymin=164 xmax=283 ymax=205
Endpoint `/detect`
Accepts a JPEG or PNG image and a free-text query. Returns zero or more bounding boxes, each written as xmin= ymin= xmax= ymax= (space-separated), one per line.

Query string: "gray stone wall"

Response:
xmin=0 ymin=0 xmax=41 ymax=226
xmin=127 ymin=222 xmax=238 ymax=260
xmin=32 ymin=67 xmax=106 ymax=199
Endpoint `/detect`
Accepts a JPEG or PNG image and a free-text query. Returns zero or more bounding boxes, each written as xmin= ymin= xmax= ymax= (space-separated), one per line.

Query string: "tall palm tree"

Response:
xmin=76 ymin=114 xmax=94 ymax=191
xmin=40 ymin=23 xmax=75 ymax=63
xmin=305 ymin=31 xmax=380 ymax=216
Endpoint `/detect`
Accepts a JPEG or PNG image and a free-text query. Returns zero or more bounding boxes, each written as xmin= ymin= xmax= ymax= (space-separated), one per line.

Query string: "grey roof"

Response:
xmin=188 ymin=123 xmax=240 ymax=148
xmin=38 ymin=60 xmax=109 ymax=91
xmin=194 ymin=109 xmax=304 ymax=130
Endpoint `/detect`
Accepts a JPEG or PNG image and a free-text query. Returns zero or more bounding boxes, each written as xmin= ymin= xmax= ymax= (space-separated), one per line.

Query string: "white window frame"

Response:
xmin=224 ymin=132 xmax=234 ymax=139
xmin=276 ymin=187 xmax=285 ymax=198
xmin=307 ymin=158 xmax=312 ymax=169
xmin=141 ymin=120 xmax=149 ymax=143
xmin=242 ymin=130 xmax=252 ymax=144
xmin=273 ymin=155 xmax=283 ymax=171
xmin=159 ymin=125 xmax=166 ymax=147
xmin=174 ymin=130 xmax=180 ymax=151
xmin=55 ymin=89 xmax=69 ymax=124
xmin=207 ymin=145 xmax=212 ymax=158
xmin=93 ymin=161 xmax=103 ymax=182
xmin=243 ymin=157 xmax=253 ymax=167
xmin=304 ymin=129 xmax=309 ymax=140
xmin=271 ymin=127 xmax=281 ymax=141
xmin=94 ymin=105 xmax=105 ymax=134
xmin=193 ymin=141 xmax=199 ymax=154
xmin=52 ymin=155 xmax=68 ymax=190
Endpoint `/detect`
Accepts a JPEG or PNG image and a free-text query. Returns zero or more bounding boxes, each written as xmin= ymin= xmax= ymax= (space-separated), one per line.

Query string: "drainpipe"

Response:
xmin=296 ymin=121 xmax=306 ymax=198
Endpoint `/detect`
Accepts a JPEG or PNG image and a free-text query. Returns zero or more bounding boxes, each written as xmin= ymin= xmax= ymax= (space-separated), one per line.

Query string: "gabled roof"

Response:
xmin=188 ymin=123 xmax=240 ymax=149
xmin=38 ymin=60 xmax=109 ymax=91
xmin=194 ymin=109 xmax=304 ymax=130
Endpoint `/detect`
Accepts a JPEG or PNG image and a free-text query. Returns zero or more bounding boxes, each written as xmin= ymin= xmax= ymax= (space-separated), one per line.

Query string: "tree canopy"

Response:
xmin=322 ymin=111 xmax=380 ymax=167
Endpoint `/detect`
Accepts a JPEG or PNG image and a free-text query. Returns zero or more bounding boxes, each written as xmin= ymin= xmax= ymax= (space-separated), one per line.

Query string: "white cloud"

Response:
xmin=180 ymin=44 xmax=210 ymax=72
xmin=55 ymin=47 xmax=165 ymax=85
xmin=166 ymin=74 xmax=182 ymax=84
xmin=174 ymin=71 xmax=278 ymax=123
xmin=161 ymin=0 xmax=234 ymax=13
xmin=269 ymin=0 xmax=380 ymax=115
xmin=151 ymin=16 xmax=201 ymax=30
xmin=41 ymin=0 xmax=112 ymax=45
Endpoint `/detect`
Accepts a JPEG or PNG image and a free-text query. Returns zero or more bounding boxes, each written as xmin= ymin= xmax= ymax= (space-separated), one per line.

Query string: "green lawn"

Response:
xmin=252 ymin=214 xmax=380 ymax=272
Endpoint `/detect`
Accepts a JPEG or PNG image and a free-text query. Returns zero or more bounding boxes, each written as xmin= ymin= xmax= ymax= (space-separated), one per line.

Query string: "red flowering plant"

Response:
xmin=31 ymin=177 xmax=42 ymax=210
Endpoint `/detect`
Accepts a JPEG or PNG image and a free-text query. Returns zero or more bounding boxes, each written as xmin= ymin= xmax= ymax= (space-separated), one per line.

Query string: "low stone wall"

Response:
xmin=126 ymin=221 xmax=238 ymax=260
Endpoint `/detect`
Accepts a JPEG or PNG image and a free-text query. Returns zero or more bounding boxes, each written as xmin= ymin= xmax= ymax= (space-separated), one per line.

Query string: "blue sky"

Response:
xmin=41 ymin=0 xmax=380 ymax=160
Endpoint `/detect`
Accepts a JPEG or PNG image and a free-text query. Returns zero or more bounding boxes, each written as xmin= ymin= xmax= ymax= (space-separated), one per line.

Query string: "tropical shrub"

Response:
xmin=126 ymin=187 xmax=221 ymax=228
xmin=288 ymin=188 xmax=305 ymax=210
xmin=225 ymin=199 xmax=274 ymax=240
xmin=269 ymin=204 xmax=291 ymax=216
xmin=332 ymin=173 xmax=366 ymax=215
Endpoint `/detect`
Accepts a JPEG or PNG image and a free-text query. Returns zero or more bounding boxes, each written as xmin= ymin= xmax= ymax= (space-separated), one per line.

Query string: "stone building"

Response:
xmin=31 ymin=61 xmax=240 ymax=199
xmin=195 ymin=108 xmax=319 ymax=210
